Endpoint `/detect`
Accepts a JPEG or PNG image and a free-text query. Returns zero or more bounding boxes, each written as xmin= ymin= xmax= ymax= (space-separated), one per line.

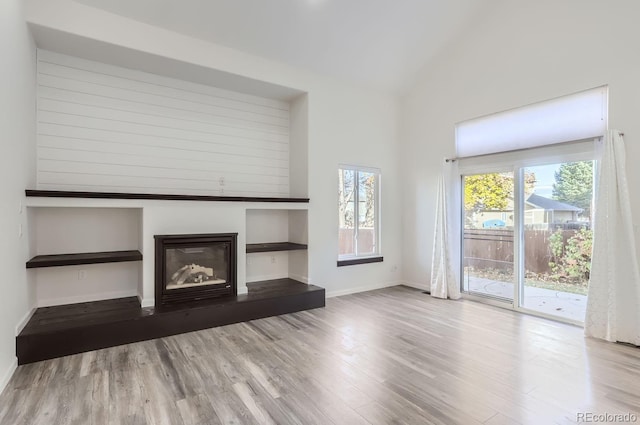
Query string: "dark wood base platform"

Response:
xmin=16 ymin=278 xmax=324 ymax=365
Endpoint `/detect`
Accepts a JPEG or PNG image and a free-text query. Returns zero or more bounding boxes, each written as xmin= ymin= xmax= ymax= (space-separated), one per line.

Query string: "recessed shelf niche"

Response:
xmin=28 ymin=207 xmax=142 ymax=307
xmin=245 ymin=209 xmax=308 ymax=285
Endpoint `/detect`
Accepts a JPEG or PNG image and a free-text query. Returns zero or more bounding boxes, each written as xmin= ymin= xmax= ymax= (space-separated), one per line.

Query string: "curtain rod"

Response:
xmin=444 ymin=132 xmax=623 ymax=163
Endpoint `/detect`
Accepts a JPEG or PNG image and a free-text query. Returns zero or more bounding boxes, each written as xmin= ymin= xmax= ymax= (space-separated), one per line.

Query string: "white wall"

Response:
xmin=288 ymin=210 xmax=309 ymax=282
xmin=34 ymin=263 xmax=139 ymax=307
xmin=246 ymin=209 xmax=290 ymax=282
xmin=37 ymin=50 xmax=290 ymax=197
xmin=25 ymin=0 xmax=403 ymax=298
xmin=308 ymin=88 xmax=401 ymax=296
xmin=400 ymin=0 xmax=640 ymax=287
xmin=33 ymin=208 xmax=141 ymax=254
xmin=32 ymin=208 xmax=141 ymax=306
xmin=0 ymin=0 xmax=36 ymax=391
xmin=289 ymin=94 xmax=309 ymax=198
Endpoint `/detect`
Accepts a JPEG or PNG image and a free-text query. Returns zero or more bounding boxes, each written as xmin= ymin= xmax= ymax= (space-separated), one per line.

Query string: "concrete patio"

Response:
xmin=467 ymin=276 xmax=587 ymax=322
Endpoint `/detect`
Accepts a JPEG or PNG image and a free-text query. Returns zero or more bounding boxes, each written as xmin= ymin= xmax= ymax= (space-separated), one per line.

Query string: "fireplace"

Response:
xmin=155 ymin=233 xmax=237 ymax=306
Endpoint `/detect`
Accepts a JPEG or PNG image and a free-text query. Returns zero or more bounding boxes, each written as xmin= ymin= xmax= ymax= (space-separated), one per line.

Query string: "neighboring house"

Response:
xmin=470 ymin=193 xmax=583 ymax=228
xmin=525 ymin=193 xmax=583 ymax=225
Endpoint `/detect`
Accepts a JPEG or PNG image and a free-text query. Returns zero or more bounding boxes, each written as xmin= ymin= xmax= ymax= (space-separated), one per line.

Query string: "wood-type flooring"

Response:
xmin=1 ymin=286 xmax=639 ymax=424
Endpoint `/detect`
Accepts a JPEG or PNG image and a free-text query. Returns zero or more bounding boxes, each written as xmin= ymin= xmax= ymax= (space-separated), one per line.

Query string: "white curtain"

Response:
xmin=585 ymin=130 xmax=640 ymax=345
xmin=431 ymin=161 xmax=461 ymax=300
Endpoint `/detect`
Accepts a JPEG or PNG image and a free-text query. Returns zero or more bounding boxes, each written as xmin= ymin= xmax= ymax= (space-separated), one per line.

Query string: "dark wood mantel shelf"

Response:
xmin=26 ymin=250 xmax=143 ymax=268
xmin=246 ymin=242 xmax=308 ymax=253
xmin=26 ymin=190 xmax=309 ymax=203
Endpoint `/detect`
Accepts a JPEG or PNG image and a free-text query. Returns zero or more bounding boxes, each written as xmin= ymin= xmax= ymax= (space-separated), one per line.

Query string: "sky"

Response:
xmin=528 ymin=164 xmax=559 ymax=198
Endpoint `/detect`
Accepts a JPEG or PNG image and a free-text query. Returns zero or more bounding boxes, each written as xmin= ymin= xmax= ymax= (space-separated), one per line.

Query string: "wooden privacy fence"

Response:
xmin=464 ymin=228 xmax=577 ymax=274
xmin=339 ymin=228 xmax=375 ymax=255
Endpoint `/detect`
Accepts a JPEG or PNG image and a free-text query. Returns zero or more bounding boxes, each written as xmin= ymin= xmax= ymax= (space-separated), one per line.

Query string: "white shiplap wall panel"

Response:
xmin=37 ymin=50 xmax=290 ymax=196
xmin=37 ymin=92 xmax=289 ymax=136
xmin=38 ymin=120 xmax=288 ymax=154
xmin=38 ymin=172 xmax=288 ymax=195
xmin=37 ymin=53 xmax=289 ymax=111
xmin=39 ymin=160 xmax=289 ymax=186
xmin=38 ymin=145 xmax=288 ymax=177
xmin=37 ymin=80 xmax=290 ymax=132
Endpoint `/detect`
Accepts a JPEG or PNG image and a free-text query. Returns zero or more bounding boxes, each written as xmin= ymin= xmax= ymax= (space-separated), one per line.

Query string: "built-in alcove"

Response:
xmin=29 ymin=49 xmax=310 ymax=302
xmin=35 ymin=50 xmax=309 ymax=199
xmin=245 ymin=209 xmax=308 ymax=284
xmin=27 ymin=207 xmax=142 ymax=307
xmin=16 ymin=43 xmax=319 ymax=364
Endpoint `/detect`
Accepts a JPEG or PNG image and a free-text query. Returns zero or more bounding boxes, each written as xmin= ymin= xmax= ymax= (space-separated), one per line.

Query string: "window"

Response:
xmin=452 ymin=87 xmax=606 ymax=324
xmin=338 ymin=165 xmax=382 ymax=266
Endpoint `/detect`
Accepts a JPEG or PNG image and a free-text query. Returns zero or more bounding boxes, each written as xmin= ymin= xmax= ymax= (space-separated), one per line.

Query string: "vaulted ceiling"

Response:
xmin=74 ymin=0 xmax=495 ymax=93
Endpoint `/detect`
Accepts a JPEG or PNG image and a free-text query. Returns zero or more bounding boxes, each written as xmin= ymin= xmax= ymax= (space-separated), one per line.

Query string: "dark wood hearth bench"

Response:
xmin=16 ymin=279 xmax=324 ymax=364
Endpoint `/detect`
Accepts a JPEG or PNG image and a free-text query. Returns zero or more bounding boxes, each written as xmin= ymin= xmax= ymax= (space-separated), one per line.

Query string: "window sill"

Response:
xmin=337 ymin=256 xmax=383 ymax=267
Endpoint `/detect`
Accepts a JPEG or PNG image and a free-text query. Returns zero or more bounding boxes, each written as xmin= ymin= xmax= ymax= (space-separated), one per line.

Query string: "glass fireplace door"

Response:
xmin=155 ymin=233 xmax=237 ymax=306
xmin=165 ymin=245 xmax=228 ymax=290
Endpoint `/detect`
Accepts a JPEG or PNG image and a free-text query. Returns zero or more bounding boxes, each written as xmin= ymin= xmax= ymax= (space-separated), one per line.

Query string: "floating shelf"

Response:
xmin=26 ymin=190 xmax=309 ymax=203
xmin=246 ymin=242 xmax=308 ymax=253
xmin=26 ymin=250 xmax=143 ymax=268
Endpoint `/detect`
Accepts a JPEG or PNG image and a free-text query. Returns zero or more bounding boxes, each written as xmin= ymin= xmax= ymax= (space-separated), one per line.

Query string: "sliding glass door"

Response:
xmin=462 ymin=172 xmax=515 ymax=302
xmin=520 ymin=161 xmax=593 ymax=322
xmin=461 ymin=157 xmax=594 ymax=323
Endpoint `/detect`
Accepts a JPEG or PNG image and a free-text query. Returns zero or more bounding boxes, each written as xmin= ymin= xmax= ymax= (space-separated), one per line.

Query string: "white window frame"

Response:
xmin=338 ymin=164 xmax=381 ymax=262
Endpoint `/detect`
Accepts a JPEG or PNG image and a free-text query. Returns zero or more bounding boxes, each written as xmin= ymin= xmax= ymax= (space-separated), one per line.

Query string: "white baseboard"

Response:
xmin=0 ymin=358 xmax=17 ymax=396
xmin=140 ymin=297 xmax=155 ymax=308
xmin=326 ymin=280 xmax=402 ymax=298
xmin=402 ymin=280 xmax=431 ymax=292
xmin=237 ymin=286 xmax=248 ymax=295
xmin=288 ymin=273 xmax=309 ymax=284
xmin=37 ymin=289 xmax=139 ymax=307
xmin=15 ymin=307 xmax=36 ymax=335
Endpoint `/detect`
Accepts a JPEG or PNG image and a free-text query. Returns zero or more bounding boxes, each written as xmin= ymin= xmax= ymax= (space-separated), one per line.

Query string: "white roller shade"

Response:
xmin=455 ymin=86 xmax=608 ymax=158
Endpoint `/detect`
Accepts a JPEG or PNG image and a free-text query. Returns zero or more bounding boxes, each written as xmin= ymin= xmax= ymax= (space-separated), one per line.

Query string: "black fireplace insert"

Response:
xmin=155 ymin=233 xmax=237 ymax=306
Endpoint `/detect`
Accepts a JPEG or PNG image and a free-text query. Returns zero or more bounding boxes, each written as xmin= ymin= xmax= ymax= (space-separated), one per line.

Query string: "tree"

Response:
xmin=464 ymin=173 xmax=512 ymax=211
xmin=552 ymin=161 xmax=593 ymax=218
xmin=338 ymin=170 xmax=355 ymax=228
xmin=464 ymin=172 xmax=536 ymax=211
xmin=338 ymin=170 xmax=376 ymax=229
xmin=360 ymin=172 xmax=376 ymax=228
